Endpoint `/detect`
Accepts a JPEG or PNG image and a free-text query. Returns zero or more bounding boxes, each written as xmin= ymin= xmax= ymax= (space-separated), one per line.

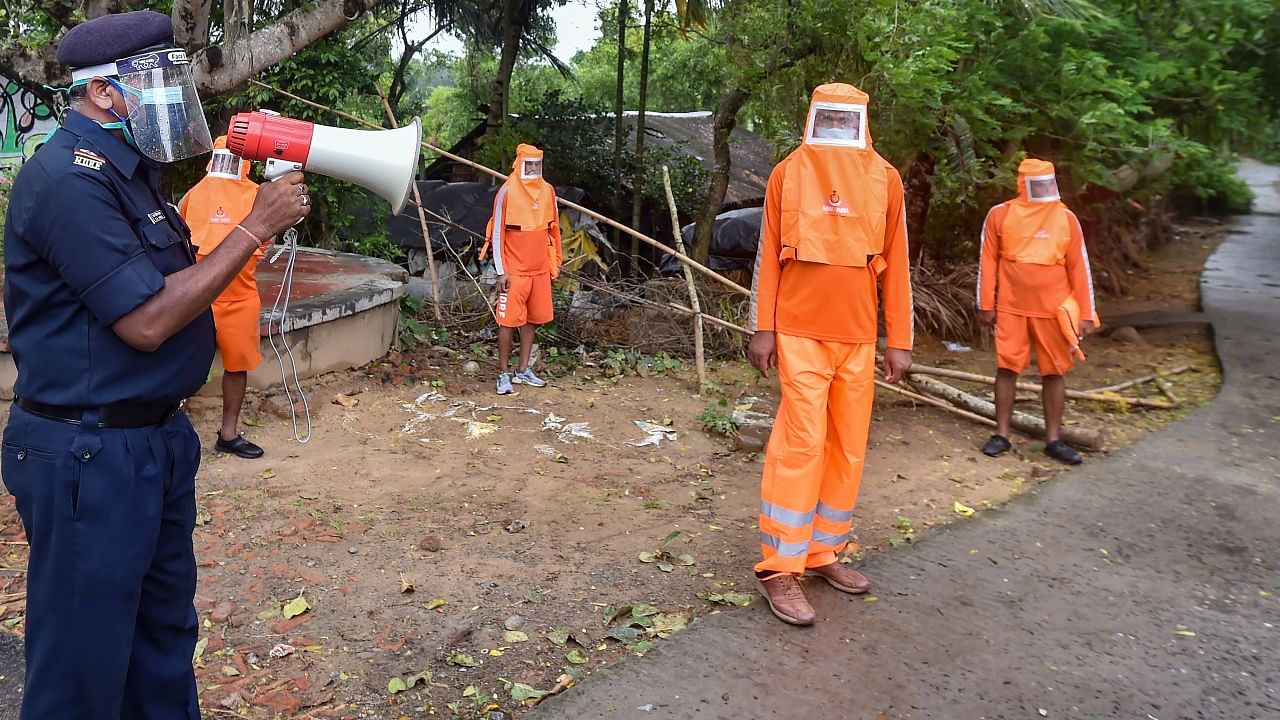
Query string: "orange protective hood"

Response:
xmin=778 ymin=83 xmax=889 ymax=268
xmin=182 ymin=134 xmax=259 ymax=254
xmin=504 ymin=143 xmax=557 ymax=230
xmin=1000 ymin=158 xmax=1070 ymax=266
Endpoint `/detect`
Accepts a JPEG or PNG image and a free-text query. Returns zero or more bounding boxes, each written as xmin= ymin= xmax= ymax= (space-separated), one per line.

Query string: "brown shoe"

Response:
xmin=808 ymin=562 xmax=872 ymax=594
xmin=757 ymin=574 xmax=816 ymax=626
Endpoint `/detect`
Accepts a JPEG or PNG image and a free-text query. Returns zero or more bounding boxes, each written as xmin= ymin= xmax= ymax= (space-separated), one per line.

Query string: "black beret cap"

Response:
xmin=57 ymin=10 xmax=176 ymax=68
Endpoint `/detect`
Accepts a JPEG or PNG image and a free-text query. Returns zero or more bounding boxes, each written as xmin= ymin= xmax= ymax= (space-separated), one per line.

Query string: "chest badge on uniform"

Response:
xmin=211 ymin=206 xmax=232 ymax=224
xmin=148 ymin=210 xmax=166 ymax=224
xmin=72 ymin=149 xmax=106 ymax=171
xmin=822 ymin=189 xmax=850 ymax=217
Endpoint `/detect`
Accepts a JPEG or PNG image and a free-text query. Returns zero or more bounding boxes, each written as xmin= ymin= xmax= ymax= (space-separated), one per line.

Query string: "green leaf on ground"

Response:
xmin=282 ymin=596 xmax=310 ymax=619
xmin=566 ymin=649 xmax=589 ymax=665
xmin=504 ymin=630 xmax=529 ymax=643
xmin=651 ymin=613 xmax=687 ymax=638
xmin=447 ymin=652 xmax=479 ymax=667
xmin=546 ymin=627 xmax=571 ymax=646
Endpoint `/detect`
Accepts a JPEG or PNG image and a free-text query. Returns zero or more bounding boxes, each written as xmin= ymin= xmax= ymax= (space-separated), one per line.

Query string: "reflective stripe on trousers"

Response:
xmin=756 ymin=334 xmax=875 ymax=575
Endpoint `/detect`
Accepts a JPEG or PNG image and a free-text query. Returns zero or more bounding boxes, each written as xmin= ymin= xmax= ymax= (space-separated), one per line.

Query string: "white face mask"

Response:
xmin=805 ymin=102 xmax=866 ymax=148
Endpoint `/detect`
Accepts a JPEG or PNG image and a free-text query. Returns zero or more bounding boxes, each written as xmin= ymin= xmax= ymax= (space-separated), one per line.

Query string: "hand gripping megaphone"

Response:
xmin=227 ymin=110 xmax=422 ymax=215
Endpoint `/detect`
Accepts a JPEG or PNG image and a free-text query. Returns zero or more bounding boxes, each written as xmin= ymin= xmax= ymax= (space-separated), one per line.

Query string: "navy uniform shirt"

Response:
xmin=3 ymin=110 xmax=216 ymax=406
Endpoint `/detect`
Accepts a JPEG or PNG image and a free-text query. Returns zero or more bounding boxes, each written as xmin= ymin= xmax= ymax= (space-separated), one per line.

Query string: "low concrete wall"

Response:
xmin=0 ymin=247 xmax=406 ymax=400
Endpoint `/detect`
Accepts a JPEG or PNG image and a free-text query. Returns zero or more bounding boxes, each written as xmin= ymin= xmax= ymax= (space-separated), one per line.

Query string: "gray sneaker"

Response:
xmin=513 ymin=368 xmax=547 ymax=388
xmin=496 ymin=372 xmax=514 ymax=395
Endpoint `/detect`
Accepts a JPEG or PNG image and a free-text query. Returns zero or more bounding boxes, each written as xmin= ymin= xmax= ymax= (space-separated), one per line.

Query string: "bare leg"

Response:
xmin=517 ymin=324 xmax=538 ymax=372
xmin=994 ymin=368 xmax=1017 ymax=439
xmin=498 ymin=326 xmax=514 ymax=373
xmin=1041 ymin=374 xmax=1065 ymax=443
xmin=220 ymin=371 xmax=248 ymax=441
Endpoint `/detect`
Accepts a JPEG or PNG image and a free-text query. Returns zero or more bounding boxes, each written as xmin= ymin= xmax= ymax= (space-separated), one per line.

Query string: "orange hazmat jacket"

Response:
xmin=977 ymin=158 xmax=1098 ymax=345
xmin=481 ymin=144 xmax=563 ymax=278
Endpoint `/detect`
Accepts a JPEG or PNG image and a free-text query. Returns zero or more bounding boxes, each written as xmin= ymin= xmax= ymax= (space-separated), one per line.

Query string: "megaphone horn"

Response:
xmin=227 ymin=111 xmax=422 ymax=215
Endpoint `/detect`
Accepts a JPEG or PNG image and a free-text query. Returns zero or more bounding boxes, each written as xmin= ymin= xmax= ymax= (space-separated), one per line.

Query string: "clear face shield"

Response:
xmin=112 ymin=49 xmax=212 ymax=163
xmin=207 ymin=149 xmax=246 ymax=179
xmin=1025 ymin=174 xmax=1061 ymax=202
xmin=805 ymin=102 xmax=866 ymax=148
xmin=520 ymin=157 xmax=543 ymax=180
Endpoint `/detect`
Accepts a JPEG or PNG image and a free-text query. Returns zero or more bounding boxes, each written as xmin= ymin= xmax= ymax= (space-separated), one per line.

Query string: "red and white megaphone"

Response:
xmin=227 ymin=111 xmax=422 ymax=215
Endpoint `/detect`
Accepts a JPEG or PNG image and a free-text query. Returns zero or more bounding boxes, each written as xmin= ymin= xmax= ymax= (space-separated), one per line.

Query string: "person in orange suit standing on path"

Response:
xmin=178 ymin=136 xmax=268 ymax=459
xmin=748 ymin=83 xmax=914 ymax=626
xmin=976 ymin=158 xmax=1098 ymax=465
xmin=482 ymin=143 xmax=563 ymax=395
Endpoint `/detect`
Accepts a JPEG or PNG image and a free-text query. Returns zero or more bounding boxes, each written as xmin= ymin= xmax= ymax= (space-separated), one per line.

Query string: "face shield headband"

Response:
xmin=70 ymin=48 xmax=212 ymax=163
xmin=805 ymin=101 xmax=867 ymax=149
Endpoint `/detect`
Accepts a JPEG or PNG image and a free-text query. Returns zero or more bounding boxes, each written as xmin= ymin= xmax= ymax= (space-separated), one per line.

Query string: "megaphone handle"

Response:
xmin=264 ymin=158 xmax=304 ymax=181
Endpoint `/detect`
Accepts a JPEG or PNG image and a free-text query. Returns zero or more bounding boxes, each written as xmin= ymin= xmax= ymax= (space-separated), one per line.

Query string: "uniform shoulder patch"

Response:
xmin=72 ymin=148 xmax=107 ymax=171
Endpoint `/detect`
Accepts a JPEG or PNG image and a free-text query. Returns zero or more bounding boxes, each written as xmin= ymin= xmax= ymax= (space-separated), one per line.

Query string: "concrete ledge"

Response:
xmin=0 ymin=247 xmax=407 ymax=400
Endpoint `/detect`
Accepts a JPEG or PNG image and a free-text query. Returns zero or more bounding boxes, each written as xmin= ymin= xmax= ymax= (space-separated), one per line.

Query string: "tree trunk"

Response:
xmin=192 ymin=0 xmax=381 ymax=97
xmin=691 ymin=86 xmax=749 ymax=264
xmin=485 ymin=0 xmax=524 ymax=137
xmin=172 ymin=0 xmax=214 ymax=53
xmin=628 ymin=0 xmax=653 ymax=277
xmin=904 ymin=152 xmax=934 ymax=266
xmin=612 ymin=0 xmax=630 ymax=274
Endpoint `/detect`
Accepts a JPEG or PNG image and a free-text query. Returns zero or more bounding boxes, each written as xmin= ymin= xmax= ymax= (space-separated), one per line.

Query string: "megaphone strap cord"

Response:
xmin=268 ymin=227 xmax=313 ymax=444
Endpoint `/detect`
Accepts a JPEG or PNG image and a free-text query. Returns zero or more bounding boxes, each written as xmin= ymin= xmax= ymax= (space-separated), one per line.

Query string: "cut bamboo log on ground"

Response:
xmin=875 ymin=380 xmax=999 ymax=429
xmin=893 ymin=361 xmax=1176 ymax=409
xmin=662 ymin=165 xmax=707 ymax=388
xmin=907 ymin=374 xmax=1104 ymax=450
xmin=1084 ymin=365 xmax=1191 ymax=394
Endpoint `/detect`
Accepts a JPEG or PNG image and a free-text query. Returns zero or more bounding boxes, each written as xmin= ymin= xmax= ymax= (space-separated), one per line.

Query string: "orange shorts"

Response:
xmin=198 ymin=251 xmax=263 ymax=372
xmin=995 ymin=311 xmax=1073 ymax=376
xmin=212 ymin=296 xmax=263 ymax=372
xmin=496 ymin=272 xmax=553 ymax=328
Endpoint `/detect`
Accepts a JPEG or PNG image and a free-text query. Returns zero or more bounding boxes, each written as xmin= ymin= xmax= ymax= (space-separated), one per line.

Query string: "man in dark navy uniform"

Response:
xmin=1 ymin=11 xmax=309 ymax=719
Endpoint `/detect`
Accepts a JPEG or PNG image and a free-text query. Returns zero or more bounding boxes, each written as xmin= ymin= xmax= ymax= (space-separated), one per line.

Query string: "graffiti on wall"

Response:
xmin=1 ymin=77 xmax=56 ymax=170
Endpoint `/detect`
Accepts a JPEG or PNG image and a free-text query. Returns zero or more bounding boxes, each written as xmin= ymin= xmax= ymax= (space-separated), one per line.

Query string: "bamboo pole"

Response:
xmin=248 ymin=80 xmax=752 ymax=297
xmin=875 ymin=379 xmax=999 ymax=429
xmin=662 ymin=165 xmax=706 ymax=388
xmin=908 ymin=374 xmax=1104 ymax=450
xmin=1084 ymin=365 xmax=1192 ymax=394
xmin=373 ymin=83 xmax=442 ymax=323
xmin=898 ymin=362 xmax=1176 ymax=409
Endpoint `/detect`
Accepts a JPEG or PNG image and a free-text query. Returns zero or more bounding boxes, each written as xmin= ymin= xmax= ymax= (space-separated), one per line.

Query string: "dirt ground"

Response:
xmin=0 ymin=219 xmax=1227 ymax=719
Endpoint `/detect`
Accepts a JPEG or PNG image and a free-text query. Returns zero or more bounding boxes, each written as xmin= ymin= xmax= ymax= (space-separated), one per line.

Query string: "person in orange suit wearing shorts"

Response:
xmin=178 ymin=136 xmax=268 ymax=458
xmin=977 ymin=158 xmax=1098 ymax=465
xmin=748 ymin=83 xmax=914 ymax=625
xmin=482 ymin=144 xmax=563 ymax=395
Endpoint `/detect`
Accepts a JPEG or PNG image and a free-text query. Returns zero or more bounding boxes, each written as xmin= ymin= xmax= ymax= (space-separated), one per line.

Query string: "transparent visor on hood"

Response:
xmin=114 ymin=49 xmax=212 ymax=163
xmin=520 ymin=157 xmax=543 ymax=180
xmin=1025 ymin=174 xmax=1060 ymax=202
xmin=806 ymin=102 xmax=866 ymax=148
xmin=208 ymin=149 xmax=246 ymax=179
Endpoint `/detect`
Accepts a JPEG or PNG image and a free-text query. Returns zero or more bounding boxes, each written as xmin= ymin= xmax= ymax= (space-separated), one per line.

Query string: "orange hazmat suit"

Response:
xmin=977 ymin=159 xmax=1098 ymax=375
xmin=482 ymin=144 xmax=563 ymax=327
xmin=177 ymin=136 xmax=264 ymax=373
xmin=751 ymin=84 xmax=914 ymax=577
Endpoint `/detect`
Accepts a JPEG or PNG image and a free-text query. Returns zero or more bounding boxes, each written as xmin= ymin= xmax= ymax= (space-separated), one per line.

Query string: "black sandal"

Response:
xmin=982 ymin=434 xmax=1012 ymax=457
xmin=1044 ymin=440 xmax=1082 ymax=465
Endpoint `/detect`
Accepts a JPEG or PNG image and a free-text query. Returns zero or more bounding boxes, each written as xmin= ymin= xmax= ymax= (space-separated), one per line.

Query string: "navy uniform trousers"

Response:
xmin=2 ymin=405 xmax=202 ymax=719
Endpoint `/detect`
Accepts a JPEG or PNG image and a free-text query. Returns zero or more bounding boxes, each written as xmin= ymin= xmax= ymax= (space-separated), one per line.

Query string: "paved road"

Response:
xmin=531 ymin=162 xmax=1280 ymax=720
xmin=2 ymin=166 xmax=1278 ymax=720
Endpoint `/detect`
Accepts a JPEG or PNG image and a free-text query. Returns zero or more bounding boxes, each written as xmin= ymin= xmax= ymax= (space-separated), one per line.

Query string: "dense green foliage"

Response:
xmin=408 ymin=0 xmax=1276 ymax=272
